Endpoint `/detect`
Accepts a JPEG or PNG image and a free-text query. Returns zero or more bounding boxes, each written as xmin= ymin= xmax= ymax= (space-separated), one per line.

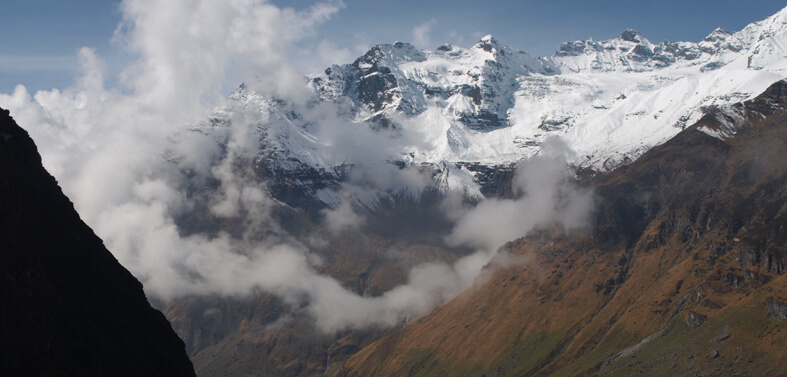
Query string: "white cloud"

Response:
xmin=321 ymin=199 xmax=365 ymax=234
xmin=447 ymin=137 xmax=594 ymax=250
xmin=411 ymin=19 xmax=436 ymax=48
xmin=0 ymin=0 xmax=594 ymax=335
xmin=0 ymin=0 xmax=348 ymax=305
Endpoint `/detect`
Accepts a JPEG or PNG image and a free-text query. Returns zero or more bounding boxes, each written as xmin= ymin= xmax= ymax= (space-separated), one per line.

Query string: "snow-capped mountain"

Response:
xmin=199 ymin=6 xmax=787 ymax=208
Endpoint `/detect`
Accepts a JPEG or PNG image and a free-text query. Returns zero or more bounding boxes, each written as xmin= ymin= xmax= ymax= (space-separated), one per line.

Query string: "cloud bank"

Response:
xmin=447 ymin=138 xmax=594 ymax=251
xmin=0 ymin=0 xmax=593 ymax=333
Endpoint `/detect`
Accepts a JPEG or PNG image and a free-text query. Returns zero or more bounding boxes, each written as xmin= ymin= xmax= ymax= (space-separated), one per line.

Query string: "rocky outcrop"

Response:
xmin=0 ymin=108 xmax=195 ymax=376
xmin=766 ymin=299 xmax=787 ymax=320
xmin=686 ymin=311 xmax=708 ymax=328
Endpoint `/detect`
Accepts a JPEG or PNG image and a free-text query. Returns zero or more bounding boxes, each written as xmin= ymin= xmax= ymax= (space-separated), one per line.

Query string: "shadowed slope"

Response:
xmin=0 ymin=108 xmax=196 ymax=376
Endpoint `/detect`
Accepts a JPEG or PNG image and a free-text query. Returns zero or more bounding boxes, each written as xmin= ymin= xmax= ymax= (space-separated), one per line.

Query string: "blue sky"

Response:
xmin=2 ymin=0 xmax=786 ymax=93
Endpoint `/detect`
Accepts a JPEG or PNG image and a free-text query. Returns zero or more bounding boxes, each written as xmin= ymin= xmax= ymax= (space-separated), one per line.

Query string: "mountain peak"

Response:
xmin=351 ymin=41 xmax=424 ymax=69
xmin=620 ymin=28 xmax=645 ymax=43
xmin=479 ymin=34 xmax=497 ymax=43
xmin=474 ymin=34 xmax=500 ymax=52
xmin=704 ymin=27 xmax=732 ymax=42
xmin=753 ymin=4 xmax=787 ymax=36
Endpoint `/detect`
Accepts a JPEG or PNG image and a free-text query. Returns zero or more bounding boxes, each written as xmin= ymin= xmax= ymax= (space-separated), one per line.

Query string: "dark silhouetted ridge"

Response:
xmin=0 ymin=107 xmax=195 ymax=376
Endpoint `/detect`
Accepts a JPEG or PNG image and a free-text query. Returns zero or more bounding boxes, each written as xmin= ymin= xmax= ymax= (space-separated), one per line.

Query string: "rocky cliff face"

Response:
xmin=334 ymin=80 xmax=787 ymax=377
xmin=0 ymin=108 xmax=196 ymax=376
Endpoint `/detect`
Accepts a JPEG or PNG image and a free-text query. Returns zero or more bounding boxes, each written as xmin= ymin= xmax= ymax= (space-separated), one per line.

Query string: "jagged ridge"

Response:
xmin=188 ymin=6 xmax=787 ymax=211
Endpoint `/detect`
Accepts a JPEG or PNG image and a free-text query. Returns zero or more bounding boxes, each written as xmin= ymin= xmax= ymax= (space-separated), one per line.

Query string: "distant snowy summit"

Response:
xmin=196 ymin=5 xmax=787 ymax=208
xmin=304 ymin=5 xmax=787 ymax=163
xmin=554 ymin=27 xmax=737 ymax=72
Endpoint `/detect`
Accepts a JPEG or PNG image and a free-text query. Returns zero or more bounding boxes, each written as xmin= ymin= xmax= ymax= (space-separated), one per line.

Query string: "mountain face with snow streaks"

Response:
xmin=190 ymin=7 xmax=787 ymax=211
xmin=335 ymin=77 xmax=787 ymax=377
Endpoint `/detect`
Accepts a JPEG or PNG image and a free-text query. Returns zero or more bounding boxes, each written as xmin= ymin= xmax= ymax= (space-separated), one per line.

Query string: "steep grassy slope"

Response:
xmin=335 ymin=81 xmax=787 ymax=377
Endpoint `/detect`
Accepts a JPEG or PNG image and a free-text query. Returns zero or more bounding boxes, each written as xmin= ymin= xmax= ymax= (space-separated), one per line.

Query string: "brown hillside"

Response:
xmin=335 ymin=81 xmax=787 ymax=377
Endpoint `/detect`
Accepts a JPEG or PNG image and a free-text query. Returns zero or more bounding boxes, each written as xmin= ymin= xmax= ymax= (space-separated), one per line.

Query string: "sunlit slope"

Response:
xmin=336 ymin=80 xmax=787 ymax=377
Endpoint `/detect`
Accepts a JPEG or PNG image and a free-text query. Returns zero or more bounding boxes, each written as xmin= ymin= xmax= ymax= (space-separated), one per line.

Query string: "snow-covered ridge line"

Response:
xmin=201 ymin=6 xmax=787 ymax=208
